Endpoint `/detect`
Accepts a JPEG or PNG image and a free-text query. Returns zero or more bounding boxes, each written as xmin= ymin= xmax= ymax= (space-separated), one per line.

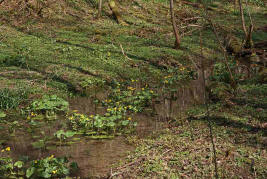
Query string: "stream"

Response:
xmin=0 ymin=73 xmax=205 ymax=178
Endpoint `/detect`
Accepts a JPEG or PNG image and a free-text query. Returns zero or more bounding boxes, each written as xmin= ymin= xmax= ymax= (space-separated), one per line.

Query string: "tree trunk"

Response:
xmin=98 ymin=0 xmax=102 ymax=18
xmin=244 ymin=24 xmax=253 ymax=49
xmin=109 ymin=0 xmax=125 ymax=25
xmin=238 ymin=0 xmax=247 ymax=37
xmin=170 ymin=0 xmax=180 ymax=49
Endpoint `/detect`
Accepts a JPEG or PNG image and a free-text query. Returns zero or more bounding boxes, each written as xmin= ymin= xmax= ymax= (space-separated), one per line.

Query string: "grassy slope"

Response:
xmin=113 ymin=86 xmax=267 ymax=178
xmin=0 ymin=0 xmax=267 ymax=178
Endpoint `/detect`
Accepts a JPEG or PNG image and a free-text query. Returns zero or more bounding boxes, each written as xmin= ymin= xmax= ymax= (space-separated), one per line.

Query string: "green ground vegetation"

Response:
xmin=0 ymin=0 xmax=266 ymax=178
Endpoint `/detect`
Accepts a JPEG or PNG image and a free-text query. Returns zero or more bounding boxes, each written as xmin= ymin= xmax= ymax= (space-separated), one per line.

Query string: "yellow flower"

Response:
xmin=164 ymin=80 xmax=168 ymax=83
xmin=128 ymin=86 xmax=135 ymax=91
xmin=90 ymin=115 xmax=94 ymax=118
xmin=73 ymin=110 xmax=78 ymax=112
xmin=34 ymin=160 xmax=38 ymax=164
xmin=52 ymin=170 xmax=57 ymax=174
xmin=180 ymin=67 xmax=185 ymax=71
xmin=5 ymin=147 xmax=10 ymax=151
xmin=1 ymin=149 xmax=4 ymax=152
xmin=131 ymin=79 xmax=135 ymax=82
xmin=128 ymin=117 xmax=132 ymax=120
xmin=142 ymin=88 xmax=144 ymax=90
xmin=49 ymin=155 xmax=54 ymax=159
xmin=150 ymin=90 xmax=154 ymax=94
xmin=31 ymin=112 xmax=34 ymax=116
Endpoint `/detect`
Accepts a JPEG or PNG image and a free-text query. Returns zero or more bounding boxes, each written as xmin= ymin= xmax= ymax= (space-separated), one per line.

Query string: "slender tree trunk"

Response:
xmin=238 ymin=0 xmax=247 ymax=37
xmin=170 ymin=0 xmax=180 ymax=49
xmin=0 ymin=0 xmax=6 ymax=5
xmin=98 ymin=0 xmax=103 ymax=18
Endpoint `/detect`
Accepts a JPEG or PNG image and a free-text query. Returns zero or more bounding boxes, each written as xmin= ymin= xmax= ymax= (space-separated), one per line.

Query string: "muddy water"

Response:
xmin=1 ymin=75 xmax=205 ymax=178
xmin=154 ymin=77 xmax=205 ymax=120
xmin=1 ymin=107 xmax=167 ymax=178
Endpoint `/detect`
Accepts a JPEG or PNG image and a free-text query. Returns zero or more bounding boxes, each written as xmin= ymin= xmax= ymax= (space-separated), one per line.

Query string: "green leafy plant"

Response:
xmin=0 ymin=146 xmax=25 ymax=178
xmin=0 ymin=152 xmax=77 ymax=179
xmin=26 ymin=156 xmax=71 ymax=178
xmin=29 ymin=95 xmax=69 ymax=119
xmin=67 ymin=111 xmax=136 ymax=137
xmin=54 ymin=130 xmax=76 ymax=143
xmin=105 ymin=80 xmax=156 ymax=113
xmin=0 ymin=157 xmax=25 ymax=178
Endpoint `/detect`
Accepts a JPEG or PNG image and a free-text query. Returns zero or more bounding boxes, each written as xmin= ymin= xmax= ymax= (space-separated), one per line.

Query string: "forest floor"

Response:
xmin=0 ymin=0 xmax=267 ymax=178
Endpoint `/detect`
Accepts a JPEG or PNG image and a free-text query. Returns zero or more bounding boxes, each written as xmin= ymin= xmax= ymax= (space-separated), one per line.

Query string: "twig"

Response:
xmin=119 ymin=43 xmax=133 ymax=61
xmin=180 ymin=24 xmax=202 ymax=29
xmin=161 ymin=149 xmax=172 ymax=156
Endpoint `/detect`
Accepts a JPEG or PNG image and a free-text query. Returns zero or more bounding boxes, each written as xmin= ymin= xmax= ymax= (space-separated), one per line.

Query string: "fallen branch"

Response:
xmin=119 ymin=43 xmax=133 ymax=61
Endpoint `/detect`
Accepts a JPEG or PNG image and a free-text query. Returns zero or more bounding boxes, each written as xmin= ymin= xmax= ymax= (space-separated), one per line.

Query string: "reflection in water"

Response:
xmin=5 ymin=115 xmax=165 ymax=178
xmin=2 ymin=75 xmax=206 ymax=178
xmin=154 ymin=77 xmax=205 ymax=120
xmin=51 ymin=137 xmax=135 ymax=178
